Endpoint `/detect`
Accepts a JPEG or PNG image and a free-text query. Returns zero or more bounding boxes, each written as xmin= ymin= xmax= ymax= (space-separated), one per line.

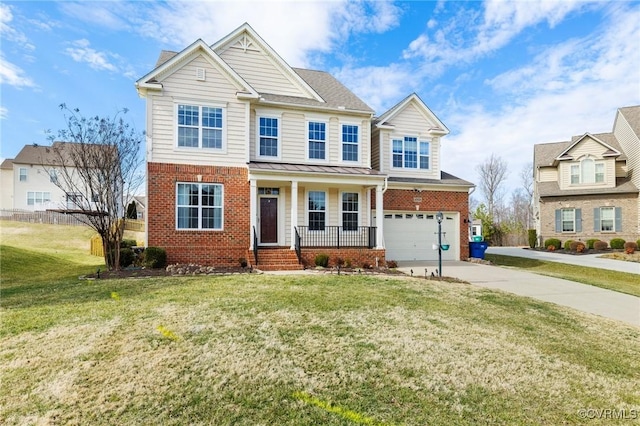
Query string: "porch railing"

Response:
xmin=252 ymin=226 xmax=258 ymax=265
xmin=294 ymin=227 xmax=302 ymax=263
xmin=295 ymin=226 xmax=376 ymax=249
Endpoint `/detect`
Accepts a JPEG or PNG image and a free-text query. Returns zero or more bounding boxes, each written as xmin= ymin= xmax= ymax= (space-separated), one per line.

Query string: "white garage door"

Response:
xmin=383 ymin=212 xmax=458 ymax=261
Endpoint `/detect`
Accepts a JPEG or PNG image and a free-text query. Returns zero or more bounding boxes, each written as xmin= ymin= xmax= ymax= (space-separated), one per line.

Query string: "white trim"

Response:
xmin=173 ymin=101 xmax=228 ymax=153
xmin=305 ymin=118 xmax=329 ymax=163
xmin=339 ymin=121 xmax=361 ymax=165
xmin=175 ymin=182 xmax=224 ymax=231
xmin=256 ymin=112 xmax=282 ymax=161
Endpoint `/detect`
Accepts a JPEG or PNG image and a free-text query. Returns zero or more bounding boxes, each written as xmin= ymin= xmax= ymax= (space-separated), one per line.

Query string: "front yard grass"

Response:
xmin=485 ymin=253 xmax=640 ymax=297
xmin=2 ymin=225 xmax=639 ymax=425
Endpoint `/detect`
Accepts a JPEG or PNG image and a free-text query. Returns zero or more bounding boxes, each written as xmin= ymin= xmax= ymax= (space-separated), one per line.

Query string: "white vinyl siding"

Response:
xmin=148 ymin=55 xmax=246 ymax=166
xmin=219 ymin=44 xmax=307 ymax=97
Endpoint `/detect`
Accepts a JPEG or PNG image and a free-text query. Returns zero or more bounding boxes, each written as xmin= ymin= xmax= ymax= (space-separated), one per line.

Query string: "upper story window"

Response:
xmin=392 ymin=137 xmax=430 ymax=169
xmin=342 ymin=192 xmax=359 ymax=231
xmin=308 ymin=191 xmax=326 ymax=231
xmin=341 ymin=124 xmax=359 ymax=162
xmin=308 ymin=121 xmax=326 ymax=160
xmin=259 ymin=117 xmax=279 ymax=158
xmin=176 ymin=183 xmax=223 ymax=230
xmin=49 ymin=169 xmax=58 ymax=184
xmin=570 ymin=157 xmax=604 ymax=185
xmin=177 ymin=104 xmax=223 ymax=149
xmin=19 ymin=168 xmax=27 ymax=182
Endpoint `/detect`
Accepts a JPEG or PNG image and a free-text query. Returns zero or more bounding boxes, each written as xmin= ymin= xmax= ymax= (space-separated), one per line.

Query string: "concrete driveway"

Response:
xmin=487 ymin=246 xmax=640 ymax=274
xmin=397 ymin=260 xmax=640 ymax=327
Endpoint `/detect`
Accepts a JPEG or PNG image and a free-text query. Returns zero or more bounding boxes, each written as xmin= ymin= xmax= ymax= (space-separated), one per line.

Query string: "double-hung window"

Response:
xmin=342 ymin=192 xmax=358 ymax=231
xmin=259 ymin=117 xmax=279 ymax=157
xmin=599 ymin=207 xmax=614 ymax=232
xmin=392 ymin=137 xmax=430 ymax=169
xmin=308 ymin=191 xmax=326 ymax=231
xmin=49 ymin=169 xmax=58 ymax=184
xmin=308 ymin=121 xmax=326 ymax=160
xmin=176 ymin=183 xmax=223 ymax=230
xmin=341 ymin=124 xmax=358 ymax=162
xmin=571 ymin=157 xmax=605 ymax=184
xmin=19 ymin=168 xmax=27 ymax=182
xmin=561 ymin=208 xmax=575 ymax=232
xmin=177 ymin=104 xmax=223 ymax=149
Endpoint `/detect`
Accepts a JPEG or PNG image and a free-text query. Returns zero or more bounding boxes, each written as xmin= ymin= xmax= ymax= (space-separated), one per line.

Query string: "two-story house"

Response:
xmin=0 ymin=142 xmax=119 ymax=214
xmin=534 ymin=105 xmax=640 ymax=245
xmin=135 ymin=23 xmax=473 ymax=270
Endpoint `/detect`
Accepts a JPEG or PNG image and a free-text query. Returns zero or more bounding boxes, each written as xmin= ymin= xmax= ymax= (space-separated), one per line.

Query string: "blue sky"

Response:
xmin=2 ymin=0 xmax=639 ymax=197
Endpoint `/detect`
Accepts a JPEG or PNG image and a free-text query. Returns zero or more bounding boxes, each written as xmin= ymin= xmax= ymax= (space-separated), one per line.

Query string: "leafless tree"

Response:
xmin=520 ymin=162 xmax=534 ymax=229
xmin=476 ymin=154 xmax=509 ymax=217
xmin=44 ymin=104 xmax=144 ymax=270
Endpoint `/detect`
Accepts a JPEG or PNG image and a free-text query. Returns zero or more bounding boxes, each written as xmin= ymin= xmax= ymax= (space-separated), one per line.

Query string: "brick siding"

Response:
xmin=374 ymin=188 xmax=471 ymax=259
xmin=147 ymin=162 xmax=250 ymax=266
xmin=300 ymin=248 xmax=386 ymax=269
xmin=539 ymin=193 xmax=639 ymax=244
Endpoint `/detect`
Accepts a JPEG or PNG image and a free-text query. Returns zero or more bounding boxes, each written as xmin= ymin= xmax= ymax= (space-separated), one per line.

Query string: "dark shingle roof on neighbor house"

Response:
xmin=12 ymin=142 xmax=114 ymax=167
xmin=619 ymin=105 xmax=640 ymax=135
xmin=537 ymin=178 xmax=639 ymax=197
xmin=534 ymin=132 xmax=627 ymax=169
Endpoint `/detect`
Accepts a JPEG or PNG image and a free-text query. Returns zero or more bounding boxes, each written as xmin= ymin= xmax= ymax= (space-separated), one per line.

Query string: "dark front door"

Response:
xmin=260 ymin=197 xmax=278 ymax=244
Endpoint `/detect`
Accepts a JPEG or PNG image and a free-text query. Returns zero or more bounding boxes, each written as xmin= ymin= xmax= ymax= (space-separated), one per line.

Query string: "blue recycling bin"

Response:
xmin=469 ymin=241 xmax=488 ymax=259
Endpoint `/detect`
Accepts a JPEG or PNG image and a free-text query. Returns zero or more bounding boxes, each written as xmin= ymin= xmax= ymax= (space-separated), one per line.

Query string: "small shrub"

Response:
xmin=575 ymin=242 xmax=586 ymax=253
xmin=361 ymin=261 xmax=372 ymax=269
xmin=334 ymin=257 xmax=345 ymax=267
xmin=120 ymin=239 xmax=138 ymax=248
xmin=143 ymin=247 xmax=167 ymax=269
xmin=624 ymin=241 xmax=638 ymax=254
xmin=344 ymin=258 xmax=352 ymax=268
xmin=568 ymin=241 xmax=579 ymax=251
xmin=527 ymin=229 xmax=537 ymax=248
xmin=564 ymin=240 xmax=574 ymax=251
xmin=593 ymin=240 xmax=608 ymax=250
xmin=547 ymin=245 xmax=556 ymax=251
xmin=239 ymin=257 xmax=248 ymax=268
xmin=637 ymin=239 xmax=640 ymax=247
xmin=386 ymin=260 xmax=398 ymax=269
xmin=586 ymin=239 xmax=599 ymax=250
xmin=544 ymin=238 xmax=561 ymax=250
xmin=609 ymin=238 xmax=625 ymax=250
xmin=119 ymin=248 xmax=135 ymax=267
xmin=314 ymin=253 xmax=329 ymax=268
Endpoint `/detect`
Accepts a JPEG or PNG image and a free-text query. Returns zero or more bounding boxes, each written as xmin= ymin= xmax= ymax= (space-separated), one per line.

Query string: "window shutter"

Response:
xmin=593 ymin=208 xmax=600 ymax=232
xmin=615 ymin=207 xmax=622 ymax=232
xmin=555 ymin=209 xmax=561 ymax=232
xmin=575 ymin=208 xmax=582 ymax=233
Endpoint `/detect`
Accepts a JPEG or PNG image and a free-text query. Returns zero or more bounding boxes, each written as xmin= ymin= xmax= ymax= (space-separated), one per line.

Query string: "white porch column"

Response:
xmin=249 ymin=179 xmax=257 ymax=250
xmin=376 ymin=184 xmax=384 ymax=249
xmin=290 ymin=180 xmax=298 ymax=249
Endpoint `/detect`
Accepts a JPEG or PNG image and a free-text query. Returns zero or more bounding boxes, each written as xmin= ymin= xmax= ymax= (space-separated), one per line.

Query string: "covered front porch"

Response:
xmin=248 ymin=162 xmax=387 ymax=269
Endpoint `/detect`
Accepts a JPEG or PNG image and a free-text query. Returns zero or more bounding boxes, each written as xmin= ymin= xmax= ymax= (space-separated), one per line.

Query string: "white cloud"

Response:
xmin=0 ymin=54 xmax=36 ymax=88
xmin=0 ymin=106 xmax=8 ymax=119
xmin=441 ymin=3 xmax=640 ymax=194
xmin=65 ymin=39 xmax=118 ymax=72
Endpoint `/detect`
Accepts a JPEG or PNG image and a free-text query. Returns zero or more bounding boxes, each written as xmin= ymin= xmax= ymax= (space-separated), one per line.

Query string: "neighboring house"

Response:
xmin=126 ymin=195 xmax=146 ymax=220
xmin=534 ymin=105 xmax=640 ymax=245
xmin=0 ymin=142 xmax=110 ymax=213
xmin=135 ymin=23 xmax=474 ymax=270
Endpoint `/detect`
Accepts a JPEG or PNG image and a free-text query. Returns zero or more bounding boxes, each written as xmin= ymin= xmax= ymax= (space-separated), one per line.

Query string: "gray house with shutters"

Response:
xmin=533 ymin=105 xmax=640 ymax=245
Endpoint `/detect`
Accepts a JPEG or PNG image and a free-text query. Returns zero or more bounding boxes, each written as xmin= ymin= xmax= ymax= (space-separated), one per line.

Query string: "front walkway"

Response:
xmin=397 ymin=261 xmax=640 ymax=327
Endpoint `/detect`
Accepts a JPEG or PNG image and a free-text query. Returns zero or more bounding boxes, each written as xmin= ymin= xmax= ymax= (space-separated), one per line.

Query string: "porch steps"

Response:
xmin=249 ymin=247 xmax=304 ymax=271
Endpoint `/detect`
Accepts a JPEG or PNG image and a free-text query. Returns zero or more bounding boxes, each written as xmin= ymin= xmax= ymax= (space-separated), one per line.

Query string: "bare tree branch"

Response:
xmin=475 ymin=154 xmax=509 ymax=218
xmin=43 ymin=104 xmax=144 ymax=270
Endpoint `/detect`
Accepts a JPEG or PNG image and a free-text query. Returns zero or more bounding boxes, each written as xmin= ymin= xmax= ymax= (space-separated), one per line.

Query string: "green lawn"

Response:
xmin=2 ymin=223 xmax=640 ymax=425
xmin=485 ymin=253 xmax=640 ymax=297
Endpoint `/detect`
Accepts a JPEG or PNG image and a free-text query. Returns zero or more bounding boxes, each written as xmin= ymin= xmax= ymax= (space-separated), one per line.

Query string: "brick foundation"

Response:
xmin=147 ymin=162 xmax=250 ymax=267
xmin=300 ymin=248 xmax=386 ymax=269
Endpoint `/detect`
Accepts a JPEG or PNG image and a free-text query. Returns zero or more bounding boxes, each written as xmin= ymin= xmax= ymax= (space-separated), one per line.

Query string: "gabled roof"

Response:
xmin=554 ymin=132 xmax=622 ymax=162
xmin=617 ymin=105 xmax=640 ymax=135
xmin=212 ymin=23 xmax=324 ymax=103
xmin=374 ymin=93 xmax=449 ymax=135
xmin=135 ymin=39 xmax=258 ymax=98
xmin=12 ymin=142 xmax=111 ymax=167
xmin=1 ymin=158 xmax=13 ymax=170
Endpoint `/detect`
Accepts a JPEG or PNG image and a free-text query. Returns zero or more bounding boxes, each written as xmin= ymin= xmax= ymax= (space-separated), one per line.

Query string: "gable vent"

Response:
xmin=196 ymin=68 xmax=206 ymax=81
